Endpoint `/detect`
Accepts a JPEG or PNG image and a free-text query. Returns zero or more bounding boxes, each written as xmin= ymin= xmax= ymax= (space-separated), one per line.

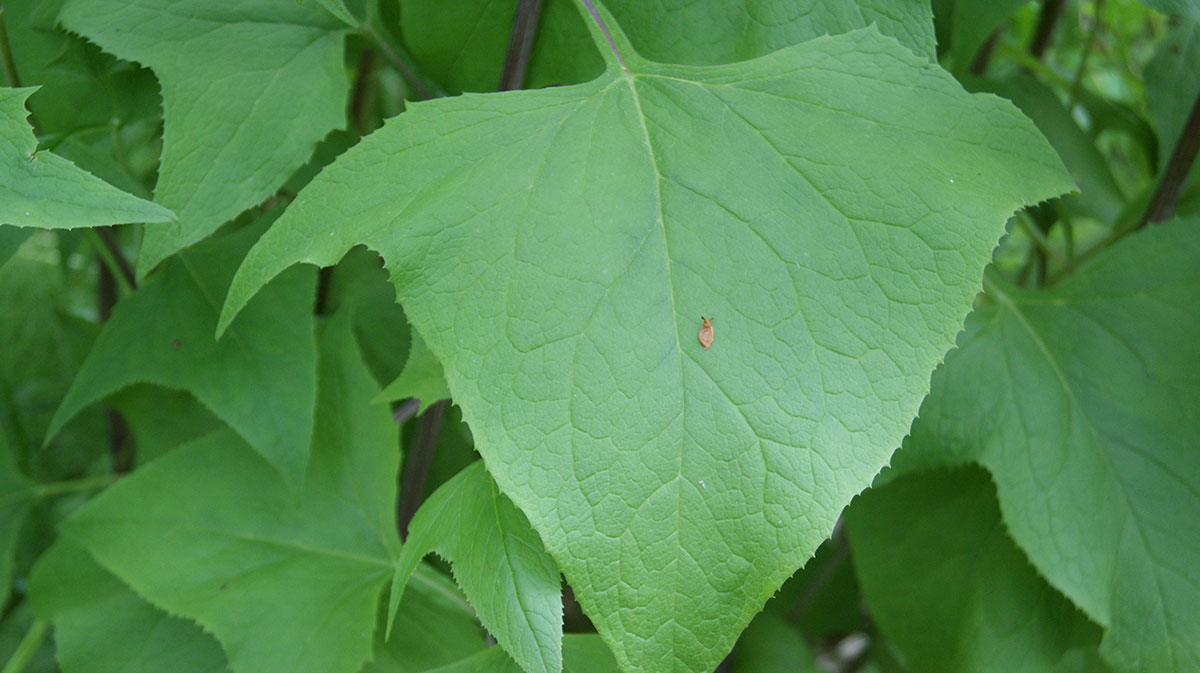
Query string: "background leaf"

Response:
xmin=375 ymin=330 xmax=450 ymax=411
xmin=387 ymin=461 xmax=562 ymax=673
xmin=847 ymin=467 xmax=1101 ymax=673
xmin=47 ymin=220 xmax=318 ymax=486
xmin=60 ymin=318 xmax=400 ymax=673
xmin=424 ymin=634 xmax=621 ymax=673
xmin=30 ymin=541 xmax=231 ymax=673
xmin=58 ymin=0 xmax=352 ymax=272
xmin=898 ymin=217 xmax=1200 ymax=673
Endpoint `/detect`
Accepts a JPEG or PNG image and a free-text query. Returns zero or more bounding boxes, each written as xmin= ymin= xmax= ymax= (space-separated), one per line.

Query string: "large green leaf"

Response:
xmin=899 ymin=218 xmax=1200 ymax=673
xmin=401 ymin=0 xmax=934 ymax=94
xmin=47 ymin=220 xmax=317 ymax=486
xmin=1 ymin=87 xmax=172 ymax=228
xmin=847 ymin=468 xmax=1100 ymax=673
xmin=387 ymin=461 xmax=562 ymax=673
xmin=60 ymin=318 xmax=400 ymax=673
xmin=57 ymin=0 xmax=354 ymax=273
xmin=220 ymin=6 xmax=1071 ymax=671
xmin=30 ymin=541 xmax=231 ymax=673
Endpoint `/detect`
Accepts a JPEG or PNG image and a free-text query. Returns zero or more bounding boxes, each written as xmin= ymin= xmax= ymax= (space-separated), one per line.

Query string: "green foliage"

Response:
xmin=47 ymin=220 xmax=319 ymax=486
xmin=898 ymin=217 xmax=1200 ymax=672
xmin=58 ymin=0 xmax=353 ymax=273
xmin=1 ymin=2 xmax=1197 ymax=673
xmin=59 ymin=320 xmax=398 ymax=673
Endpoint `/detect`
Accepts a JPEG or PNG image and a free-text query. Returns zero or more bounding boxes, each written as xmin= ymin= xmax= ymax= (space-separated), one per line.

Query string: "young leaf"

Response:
xmin=374 ymin=330 xmax=450 ymax=411
xmin=29 ymin=541 xmax=231 ymax=673
xmin=847 ymin=468 xmax=1101 ymax=673
xmin=47 ymin=220 xmax=318 ymax=487
xmin=60 ymin=317 xmax=400 ymax=673
xmin=0 ymin=87 xmax=173 ymax=229
xmin=220 ymin=6 xmax=1072 ymax=671
xmin=900 ymin=217 xmax=1200 ymax=673
xmin=387 ymin=461 xmax=562 ymax=673
xmin=58 ymin=0 xmax=354 ymax=273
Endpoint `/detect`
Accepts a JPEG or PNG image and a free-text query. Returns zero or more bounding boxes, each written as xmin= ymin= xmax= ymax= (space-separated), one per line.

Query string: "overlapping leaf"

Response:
xmin=1 ymin=87 xmax=172 ymax=228
xmin=366 ymin=567 xmax=489 ymax=673
xmin=47 ymin=221 xmax=317 ymax=486
xmin=847 ymin=468 xmax=1100 ymax=672
xmin=60 ymin=319 xmax=399 ymax=673
xmin=387 ymin=461 xmax=562 ymax=673
xmin=899 ymin=217 xmax=1200 ymax=672
xmin=375 ymin=330 xmax=450 ymax=411
xmin=220 ymin=5 xmax=1071 ymax=671
xmin=58 ymin=0 xmax=355 ymax=273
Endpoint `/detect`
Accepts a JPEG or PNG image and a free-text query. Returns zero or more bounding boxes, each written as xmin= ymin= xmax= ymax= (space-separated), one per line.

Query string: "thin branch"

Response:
xmin=0 ymin=618 xmax=48 ymax=673
xmin=1028 ymin=0 xmax=1067 ymax=60
xmin=499 ymin=0 xmax=544 ymax=91
xmin=1068 ymin=0 xmax=1105 ymax=110
xmin=397 ymin=399 xmax=449 ymax=539
xmin=87 ymin=227 xmax=137 ymax=295
xmin=0 ymin=7 xmax=21 ymax=88
xmin=1017 ymin=213 xmax=1068 ymax=267
xmin=347 ymin=49 xmax=378 ymax=135
xmin=1138 ymin=87 xmax=1200 ymax=229
xmin=360 ymin=25 xmax=432 ymax=100
xmin=969 ymin=28 xmax=1003 ymax=75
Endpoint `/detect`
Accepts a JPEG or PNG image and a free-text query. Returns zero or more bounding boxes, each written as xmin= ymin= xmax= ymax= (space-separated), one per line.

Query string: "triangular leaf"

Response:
xmin=0 ymin=87 xmax=173 ymax=228
xmin=847 ymin=468 xmax=1100 ymax=672
xmin=30 ymin=541 xmax=231 ymax=673
xmin=61 ymin=316 xmax=400 ymax=673
xmin=48 ymin=220 xmax=318 ymax=486
xmin=899 ymin=217 xmax=1200 ymax=672
xmin=220 ymin=7 xmax=1072 ymax=671
xmin=387 ymin=461 xmax=562 ymax=673
xmin=58 ymin=0 xmax=352 ymax=273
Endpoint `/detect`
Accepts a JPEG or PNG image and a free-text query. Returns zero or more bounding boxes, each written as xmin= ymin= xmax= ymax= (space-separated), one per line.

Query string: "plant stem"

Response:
xmin=31 ymin=473 xmax=120 ymax=498
xmin=1068 ymin=0 xmax=1105 ymax=110
xmin=348 ymin=49 xmax=378 ymax=135
xmin=1138 ymin=87 xmax=1200 ymax=229
xmin=1029 ymin=0 xmax=1067 ymax=60
xmin=499 ymin=0 xmax=544 ymax=91
xmin=85 ymin=228 xmax=135 ymax=296
xmin=360 ymin=25 xmax=432 ymax=100
xmin=1017 ymin=213 xmax=1067 ymax=266
xmin=397 ymin=399 xmax=448 ymax=539
xmin=997 ymin=43 xmax=1073 ymax=90
xmin=969 ymin=28 xmax=1002 ymax=75
xmin=0 ymin=7 xmax=21 ymax=88
xmin=0 ymin=619 xmax=48 ymax=673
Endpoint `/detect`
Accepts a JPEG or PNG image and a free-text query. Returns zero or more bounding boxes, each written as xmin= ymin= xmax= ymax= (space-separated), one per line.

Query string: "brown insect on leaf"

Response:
xmin=698 ymin=316 xmax=714 ymax=350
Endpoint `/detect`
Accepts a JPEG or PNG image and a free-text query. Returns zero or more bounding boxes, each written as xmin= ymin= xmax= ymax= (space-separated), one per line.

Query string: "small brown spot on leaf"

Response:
xmin=698 ymin=317 xmax=713 ymax=350
xmin=173 ymin=339 xmax=181 ymax=350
